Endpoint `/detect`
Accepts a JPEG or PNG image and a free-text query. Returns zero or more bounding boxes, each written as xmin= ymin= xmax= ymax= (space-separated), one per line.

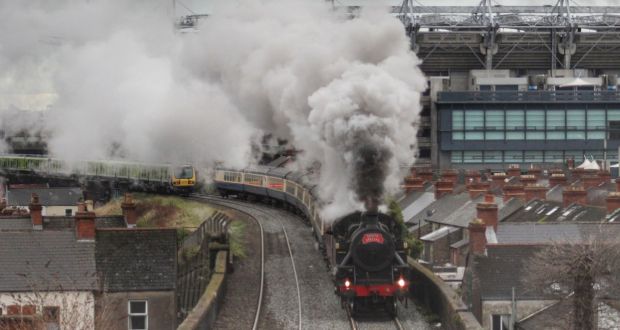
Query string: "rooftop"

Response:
xmin=495 ymin=223 xmax=620 ymax=244
xmin=6 ymin=187 xmax=82 ymax=207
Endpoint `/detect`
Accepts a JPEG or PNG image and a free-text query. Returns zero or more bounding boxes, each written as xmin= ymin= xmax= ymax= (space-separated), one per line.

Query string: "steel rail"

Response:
xmin=190 ymin=194 xmax=303 ymax=330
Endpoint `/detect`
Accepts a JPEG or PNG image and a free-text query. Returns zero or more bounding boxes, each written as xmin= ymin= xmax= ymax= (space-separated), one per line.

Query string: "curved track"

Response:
xmin=192 ymin=194 xmax=430 ymax=330
xmin=191 ymin=194 xmax=303 ymax=330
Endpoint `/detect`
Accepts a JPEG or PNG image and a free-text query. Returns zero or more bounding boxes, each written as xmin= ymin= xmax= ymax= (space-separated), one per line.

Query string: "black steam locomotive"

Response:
xmin=330 ymin=210 xmax=410 ymax=316
xmin=214 ymin=167 xmax=412 ymax=316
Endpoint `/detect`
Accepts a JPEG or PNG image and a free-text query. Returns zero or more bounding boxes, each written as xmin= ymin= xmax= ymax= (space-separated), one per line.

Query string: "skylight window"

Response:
xmin=546 ymin=206 xmax=559 ymax=216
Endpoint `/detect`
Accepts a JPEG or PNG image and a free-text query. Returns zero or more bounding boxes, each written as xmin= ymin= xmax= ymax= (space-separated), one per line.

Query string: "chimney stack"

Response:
xmin=435 ymin=180 xmax=454 ymax=199
xmin=477 ymin=193 xmax=499 ymax=231
xmin=467 ymin=181 xmax=490 ymax=199
xmin=562 ymin=186 xmax=587 ymax=208
xmin=468 ymin=219 xmax=487 ymax=255
xmin=29 ymin=193 xmax=43 ymax=230
xmin=524 ymin=184 xmax=548 ymax=202
xmin=598 ymin=171 xmax=611 ymax=185
xmin=441 ymin=169 xmax=458 ymax=185
xmin=615 ymin=178 xmax=620 ymax=193
xmin=519 ymin=174 xmax=537 ymax=186
xmin=491 ymin=172 xmax=507 ymax=189
xmin=465 ymin=170 xmax=481 ymax=184
xmin=571 ymin=168 xmax=586 ymax=182
xmin=527 ymin=167 xmax=542 ymax=181
xmin=606 ymin=192 xmax=620 ymax=214
xmin=503 ymin=184 xmax=525 ymax=202
xmin=581 ymin=174 xmax=600 ymax=189
xmin=549 ymin=173 xmax=568 ymax=187
xmin=121 ymin=193 xmax=137 ymax=228
xmin=417 ymin=167 xmax=434 ymax=183
xmin=75 ymin=202 xmax=96 ymax=241
xmin=507 ymin=165 xmax=521 ymax=178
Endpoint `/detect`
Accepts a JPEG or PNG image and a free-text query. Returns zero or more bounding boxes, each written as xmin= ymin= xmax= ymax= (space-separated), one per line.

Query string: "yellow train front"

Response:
xmin=171 ymin=165 xmax=196 ymax=194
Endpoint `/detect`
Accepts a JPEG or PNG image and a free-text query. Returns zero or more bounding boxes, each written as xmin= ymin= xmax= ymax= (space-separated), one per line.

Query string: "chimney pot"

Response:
xmin=29 ymin=193 xmax=43 ymax=230
xmin=477 ymin=196 xmax=499 ymax=231
xmin=524 ymin=184 xmax=548 ymax=202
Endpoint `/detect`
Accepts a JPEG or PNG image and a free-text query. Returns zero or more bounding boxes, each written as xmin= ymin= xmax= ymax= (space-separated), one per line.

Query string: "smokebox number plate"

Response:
xmin=362 ymin=233 xmax=384 ymax=244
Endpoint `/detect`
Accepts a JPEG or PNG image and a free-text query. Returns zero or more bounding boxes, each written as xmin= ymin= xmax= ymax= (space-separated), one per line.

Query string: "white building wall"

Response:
xmin=482 ymin=300 xmax=555 ymax=330
xmin=0 ymin=291 xmax=95 ymax=329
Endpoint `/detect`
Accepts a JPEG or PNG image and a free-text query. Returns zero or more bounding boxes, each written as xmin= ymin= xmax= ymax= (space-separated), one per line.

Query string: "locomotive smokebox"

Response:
xmin=363 ymin=196 xmax=379 ymax=213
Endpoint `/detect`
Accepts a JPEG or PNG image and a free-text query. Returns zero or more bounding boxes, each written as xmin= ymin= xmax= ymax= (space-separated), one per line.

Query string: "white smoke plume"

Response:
xmin=0 ymin=0 xmax=426 ymax=220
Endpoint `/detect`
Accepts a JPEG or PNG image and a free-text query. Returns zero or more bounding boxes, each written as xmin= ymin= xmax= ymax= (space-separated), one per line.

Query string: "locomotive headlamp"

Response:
xmin=344 ymin=279 xmax=351 ymax=289
xmin=397 ymin=277 xmax=406 ymax=288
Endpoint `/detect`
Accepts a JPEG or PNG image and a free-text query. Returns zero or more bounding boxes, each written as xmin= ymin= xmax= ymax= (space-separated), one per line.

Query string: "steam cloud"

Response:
xmin=0 ymin=0 xmax=426 ymax=220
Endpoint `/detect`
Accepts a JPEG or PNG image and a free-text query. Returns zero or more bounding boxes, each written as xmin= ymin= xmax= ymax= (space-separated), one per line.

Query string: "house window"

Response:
xmin=491 ymin=314 xmax=511 ymax=330
xmin=128 ymin=301 xmax=147 ymax=330
xmin=65 ymin=209 xmax=72 ymax=216
xmin=43 ymin=306 xmax=60 ymax=330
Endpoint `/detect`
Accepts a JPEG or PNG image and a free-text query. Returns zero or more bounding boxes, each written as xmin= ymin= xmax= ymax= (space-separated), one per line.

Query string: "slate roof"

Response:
xmin=407 ymin=191 xmax=472 ymax=227
xmin=0 ymin=231 xmax=97 ymax=292
xmin=6 ymin=188 xmax=82 ymax=207
xmin=495 ymin=223 xmax=620 ymax=244
xmin=501 ymin=199 xmax=607 ymax=223
xmin=474 ymin=245 xmax=547 ymax=300
xmin=0 ymin=216 xmax=126 ymax=231
xmin=96 ymin=229 xmax=177 ymax=292
xmin=0 ymin=217 xmax=31 ymax=230
xmin=400 ymin=189 xmax=435 ymax=223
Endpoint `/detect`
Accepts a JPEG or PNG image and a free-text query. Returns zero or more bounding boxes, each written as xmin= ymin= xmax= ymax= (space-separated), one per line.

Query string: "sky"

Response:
xmin=175 ymin=0 xmax=620 ymax=17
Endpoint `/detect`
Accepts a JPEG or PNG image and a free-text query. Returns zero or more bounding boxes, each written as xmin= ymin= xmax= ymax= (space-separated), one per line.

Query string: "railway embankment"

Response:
xmin=407 ymin=257 xmax=482 ymax=330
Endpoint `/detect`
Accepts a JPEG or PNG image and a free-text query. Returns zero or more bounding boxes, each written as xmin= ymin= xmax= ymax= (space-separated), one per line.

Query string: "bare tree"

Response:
xmin=523 ymin=230 xmax=620 ymax=330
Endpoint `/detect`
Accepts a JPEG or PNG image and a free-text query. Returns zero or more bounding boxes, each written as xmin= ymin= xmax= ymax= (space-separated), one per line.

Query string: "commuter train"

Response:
xmin=0 ymin=155 xmax=197 ymax=194
xmin=213 ymin=166 xmax=411 ymax=316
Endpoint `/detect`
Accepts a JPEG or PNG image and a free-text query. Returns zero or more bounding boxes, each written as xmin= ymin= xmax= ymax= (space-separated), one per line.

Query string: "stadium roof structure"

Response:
xmin=342 ymin=1 xmax=620 ymax=72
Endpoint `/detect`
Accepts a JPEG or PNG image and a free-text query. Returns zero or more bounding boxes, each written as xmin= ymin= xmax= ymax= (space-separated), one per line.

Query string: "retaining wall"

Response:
xmin=407 ymin=257 xmax=482 ymax=330
xmin=177 ymin=251 xmax=228 ymax=330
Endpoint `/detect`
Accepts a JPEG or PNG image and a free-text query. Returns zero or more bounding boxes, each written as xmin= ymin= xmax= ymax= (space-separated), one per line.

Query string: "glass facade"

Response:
xmin=450 ymin=108 xmax=620 ymax=142
xmin=450 ymin=150 xmax=618 ymax=164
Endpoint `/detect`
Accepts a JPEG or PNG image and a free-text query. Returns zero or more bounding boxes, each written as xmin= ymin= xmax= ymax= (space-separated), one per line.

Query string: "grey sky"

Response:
xmin=175 ymin=0 xmax=620 ymax=16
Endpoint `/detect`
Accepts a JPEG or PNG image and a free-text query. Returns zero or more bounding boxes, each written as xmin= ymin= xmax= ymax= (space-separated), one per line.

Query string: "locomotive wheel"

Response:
xmin=386 ymin=297 xmax=397 ymax=317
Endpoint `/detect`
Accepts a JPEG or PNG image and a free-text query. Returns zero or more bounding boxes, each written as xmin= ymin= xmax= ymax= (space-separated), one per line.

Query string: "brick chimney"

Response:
xmin=29 ymin=193 xmax=43 ymax=230
xmin=465 ymin=170 xmax=481 ymax=184
xmin=441 ymin=169 xmax=458 ymax=185
xmin=121 ymin=193 xmax=137 ymax=228
xmin=598 ymin=171 xmax=611 ymax=185
xmin=527 ymin=167 xmax=542 ymax=180
xmin=606 ymin=192 xmax=620 ymax=214
xmin=507 ymin=165 xmax=520 ymax=178
xmin=503 ymin=184 xmax=525 ymax=202
xmin=435 ymin=180 xmax=454 ymax=199
xmin=549 ymin=173 xmax=568 ymax=187
xmin=519 ymin=174 xmax=537 ymax=186
xmin=468 ymin=219 xmax=487 ymax=255
xmin=562 ymin=186 xmax=587 ymax=208
xmin=581 ymin=175 xmax=600 ymax=190
xmin=417 ymin=168 xmax=434 ymax=183
xmin=491 ymin=172 xmax=507 ymax=189
xmin=477 ymin=193 xmax=499 ymax=232
xmin=571 ymin=168 xmax=585 ymax=182
xmin=524 ymin=184 xmax=548 ymax=202
xmin=75 ymin=202 xmax=96 ymax=241
xmin=567 ymin=158 xmax=575 ymax=169
xmin=467 ymin=181 xmax=490 ymax=199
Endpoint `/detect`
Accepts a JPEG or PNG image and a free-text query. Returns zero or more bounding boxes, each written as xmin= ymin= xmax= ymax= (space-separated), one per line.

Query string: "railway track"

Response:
xmin=190 ymin=194 xmax=303 ymax=330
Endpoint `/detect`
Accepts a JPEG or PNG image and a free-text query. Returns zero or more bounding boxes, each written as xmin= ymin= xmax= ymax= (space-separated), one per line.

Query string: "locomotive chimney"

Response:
xmin=364 ymin=197 xmax=379 ymax=214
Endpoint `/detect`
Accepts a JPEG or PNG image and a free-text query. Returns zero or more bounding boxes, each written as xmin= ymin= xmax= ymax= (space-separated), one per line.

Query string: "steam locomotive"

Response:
xmin=214 ymin=166 xmax=411 ymax=316
xmin=331 ymin=209 xmax=410 ymax=316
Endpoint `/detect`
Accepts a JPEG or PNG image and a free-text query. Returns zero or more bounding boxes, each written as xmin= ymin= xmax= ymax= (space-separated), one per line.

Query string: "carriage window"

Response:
xmin=244 ymin=174 xmax=263 ymax=186
xmin=224 ymin=172 xmax=241 ymax=182
xmin=286 ymin=182 xmax=296 ymax=195
xmin=268 ymin=177 xmax=284 ymax=190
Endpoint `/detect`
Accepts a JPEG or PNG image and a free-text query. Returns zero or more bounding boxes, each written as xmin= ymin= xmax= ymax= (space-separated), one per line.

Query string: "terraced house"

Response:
xmin=0 ymin=194 xmax=177 ymax=330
